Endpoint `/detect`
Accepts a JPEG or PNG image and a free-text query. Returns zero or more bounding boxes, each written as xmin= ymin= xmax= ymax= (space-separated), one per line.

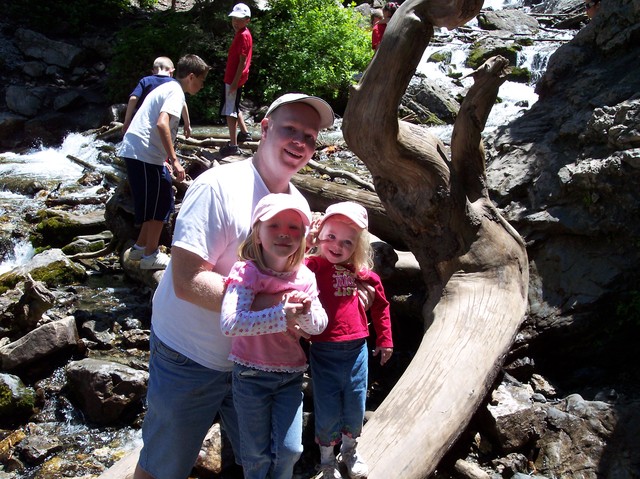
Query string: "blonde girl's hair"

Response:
xmin=317 ymin=216 xmax=374 ymax=276
xmin=238 ymin=221 xmax=307 ymax=273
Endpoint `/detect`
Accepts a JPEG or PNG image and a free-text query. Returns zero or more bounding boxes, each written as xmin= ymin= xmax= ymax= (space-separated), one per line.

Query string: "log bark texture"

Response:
xmin=342 ymin=0 xmax=529 ymax=477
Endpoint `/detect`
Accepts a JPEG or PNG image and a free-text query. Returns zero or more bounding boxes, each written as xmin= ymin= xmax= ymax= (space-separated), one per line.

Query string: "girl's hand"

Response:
xmin=373 ymin=347 xmax=393 ymax=366
xmin=284 ymin=291 xmax=311 ymax=315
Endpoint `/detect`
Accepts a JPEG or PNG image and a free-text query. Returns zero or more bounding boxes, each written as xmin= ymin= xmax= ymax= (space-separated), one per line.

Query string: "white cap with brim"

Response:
xmin=229 ymin=3 xmax=251 ymax=17
xmin=251 ymin=193 xmax=312 ymax=228
xmin=322 ymin=201 xmax=368 ymax=229
xmin=265 ymin=93 xmax=335 ymax=130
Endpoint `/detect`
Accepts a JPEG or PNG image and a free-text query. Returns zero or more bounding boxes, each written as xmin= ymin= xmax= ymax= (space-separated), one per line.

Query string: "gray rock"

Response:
xmin=14 ymin=29 xmax=84 ymax=69
xmin=65 ymin=358 xmax=148 ymax=424
xmin=477 ymin=10 xmax=540 ymax=34
xmin=0 ymin=316 xmax=79 ymax=370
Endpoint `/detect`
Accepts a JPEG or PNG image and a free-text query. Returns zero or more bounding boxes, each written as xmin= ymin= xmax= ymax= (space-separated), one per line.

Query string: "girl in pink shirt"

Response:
xmin=220 ymin=193 xmax=327 ymax=479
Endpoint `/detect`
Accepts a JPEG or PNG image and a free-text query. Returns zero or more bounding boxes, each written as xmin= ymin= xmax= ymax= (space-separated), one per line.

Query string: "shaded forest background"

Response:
xmin=3 ymin=0 xmax=373 ymax=122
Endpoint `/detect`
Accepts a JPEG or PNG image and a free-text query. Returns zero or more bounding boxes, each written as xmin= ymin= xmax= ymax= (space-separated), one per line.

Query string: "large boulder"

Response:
xmin=65 ymin=358 xmax=148 ymax=425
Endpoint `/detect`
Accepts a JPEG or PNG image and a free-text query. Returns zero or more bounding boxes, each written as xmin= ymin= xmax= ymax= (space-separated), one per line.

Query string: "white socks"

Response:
xmin=320 ymin=445 xmax=335 ymax=465
xmin=342 ymin=434 xmax=357 ymax=451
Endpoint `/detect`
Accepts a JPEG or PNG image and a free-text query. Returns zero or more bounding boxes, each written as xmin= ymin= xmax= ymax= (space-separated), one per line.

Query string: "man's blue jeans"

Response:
xmin=138 ymin=330 xmax=240 ymax=479
xmin=232 ymin=364 xmax=304 ymax=479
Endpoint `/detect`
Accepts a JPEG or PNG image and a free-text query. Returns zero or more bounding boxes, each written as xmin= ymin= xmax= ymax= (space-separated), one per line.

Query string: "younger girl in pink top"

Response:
xmin=220 ymin=193 xmax=327 ymax=479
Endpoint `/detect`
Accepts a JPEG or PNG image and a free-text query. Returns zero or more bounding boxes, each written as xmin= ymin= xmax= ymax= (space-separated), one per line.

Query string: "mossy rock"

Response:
xmin=0 ymin=249 xmax=86 ymax=292
xmin=508 ymin=66 xmax=532 ymax=84
xmin=30 ymin=209 xmax=106 ymax=249
xmin=61 ymin=238 xmax=106 ymax=255
xmin=428 ymin=50 xmax=451 ymax=64
xmin=466 ymin=40 xmax=521 ymax=69
xmin=0 ymin=373 xmax=35 ymax=424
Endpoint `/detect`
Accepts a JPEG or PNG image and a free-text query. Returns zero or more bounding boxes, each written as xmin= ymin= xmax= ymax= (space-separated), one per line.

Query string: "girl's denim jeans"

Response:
xmin=310 ymin=338 xmax=368 ymax=446
xmin=232 ymin=364 xmax=304 ymax=479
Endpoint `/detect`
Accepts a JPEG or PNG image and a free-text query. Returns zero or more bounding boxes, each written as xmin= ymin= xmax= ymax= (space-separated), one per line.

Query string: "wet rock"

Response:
xmin=65 ymin=358 xmax=147 ymax=425
xmin=8 ymin=276 xmax=56 ymax=333
xmin=31 ymin=209 xmax=107 ymax=249
xmin=0 ymin=249 xmax=86 ymax=292
xmin=0 ymin=374 xmax=36 ymax=425
xmin=403 ymin=74 xmax=460 ymax=125
xmin=16 ymin=433 xmax=62 ymax=466
xmin=61 ymin=231 xmax=112 ymax=256
xmin=477 ymin=10 xmax=540 ymax=35
xmin=0 ymin=316 xmax=79 ymax=371
xmin=80 ymin=319 xmax=116 ymax=349
xmin=466 ymin=36 xmax=521 ymax=69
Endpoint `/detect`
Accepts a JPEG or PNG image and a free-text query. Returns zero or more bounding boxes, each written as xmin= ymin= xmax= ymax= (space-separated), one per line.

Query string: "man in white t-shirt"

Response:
xmin=133 ymin=93 xmax=335 ymax=479
xmin=118 ymin=54 xmax=210 ymax=271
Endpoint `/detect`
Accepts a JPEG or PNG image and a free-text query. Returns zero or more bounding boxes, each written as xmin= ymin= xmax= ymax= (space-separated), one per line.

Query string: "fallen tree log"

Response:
xmin=342 ymin=0 xmax=529 ymax=477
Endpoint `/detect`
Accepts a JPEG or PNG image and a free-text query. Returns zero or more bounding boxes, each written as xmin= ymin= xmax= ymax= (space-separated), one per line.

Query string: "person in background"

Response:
xmin=131 ymin=92 xmax=335 ymax=479
xmin=370 ymin=8 xmax=383 ymax=28
xmin=371 ymin=2 xmax=399 ymax=51
xmin=122 ymin=56 xmax=191 ymax=138
xmin=221 ymin=193 xmax=328 ymax=479
xmin=585 ymin=0 xmax=601 ymax=18
xmin=219 ymin=2 xmax=253 ymax=158
xmin=306 ymin=201 xmax=393 ymax=479
xmin=119 ymin=54 xmax=209 ymax=271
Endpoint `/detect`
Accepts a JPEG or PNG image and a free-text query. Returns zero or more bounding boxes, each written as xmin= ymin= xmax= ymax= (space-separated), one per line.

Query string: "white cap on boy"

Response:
xmin=229 ymin=3 xmax=251 ymax=18
xmin=265 ymin=93 xmax=335 ymax=130
xmin=322 ymin=202 xmax=368 ymax=229
xmin=251 ymin=193 xmax=312 ymax=228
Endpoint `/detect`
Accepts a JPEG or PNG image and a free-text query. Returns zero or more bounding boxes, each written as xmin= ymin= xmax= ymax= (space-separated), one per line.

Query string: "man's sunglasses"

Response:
xmin=585 ymin=0 xmax=600 ymax=9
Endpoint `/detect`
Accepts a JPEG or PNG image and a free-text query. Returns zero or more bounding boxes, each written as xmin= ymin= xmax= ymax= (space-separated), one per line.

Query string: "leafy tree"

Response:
xmin=107 ymin=4 xmax=233 ymax=124
xmin=250 ymin=0 xmax=372 ymax=114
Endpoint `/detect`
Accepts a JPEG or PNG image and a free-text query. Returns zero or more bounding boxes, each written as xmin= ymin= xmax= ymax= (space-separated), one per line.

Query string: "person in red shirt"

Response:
xmin=371 ymin=2 xmax=399 ymax=51
xmin=220 ymin=3 xmax=253 ymax=157
xmin=305 ymin=202 xmax=393 ymax=479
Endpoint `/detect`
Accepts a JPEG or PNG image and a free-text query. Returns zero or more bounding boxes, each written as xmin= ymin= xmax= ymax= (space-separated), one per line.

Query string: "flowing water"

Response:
xmin=0 ymin=8 xmax=578 ymax=477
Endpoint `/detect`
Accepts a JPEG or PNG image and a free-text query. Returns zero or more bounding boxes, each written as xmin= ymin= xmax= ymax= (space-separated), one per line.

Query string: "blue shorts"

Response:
xmin=137 ymin=330 xmax=240 ymax=479
xmin=124 ymin=157 xmax=174 ymax=226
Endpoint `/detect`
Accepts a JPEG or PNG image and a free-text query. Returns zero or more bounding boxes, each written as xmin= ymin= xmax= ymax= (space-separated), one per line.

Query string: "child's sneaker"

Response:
xmin=315 ymin=460 xmax=342 ymax=478
xmin=337 ymin=446 xmax=368 ymax=478
xmin=237 ymin=131 xmax=252 ymax=143
xmin=140 ymin=251 xmax=170 ymax=270
xmin=126 ymin=246 xmax=144 ymax=261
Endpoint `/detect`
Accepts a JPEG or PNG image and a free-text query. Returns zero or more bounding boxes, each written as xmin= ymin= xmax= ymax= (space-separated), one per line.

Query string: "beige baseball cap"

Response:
xmin=265 ymin=93 xmax=335 ymax=130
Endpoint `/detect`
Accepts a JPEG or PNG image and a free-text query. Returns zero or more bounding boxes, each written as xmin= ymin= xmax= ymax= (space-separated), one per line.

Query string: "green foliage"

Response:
xmin=250 ymin=0 xmax=372 ymax=114
xmin=4 ymin=0 xmax=156 ymax=36
xmin=615 ymin=291 xmax=640 ymax=327
xmin=106 ymin=0 xmax=373 ymax=123
xmin=107 ymin=7 xmax=232 ymax=123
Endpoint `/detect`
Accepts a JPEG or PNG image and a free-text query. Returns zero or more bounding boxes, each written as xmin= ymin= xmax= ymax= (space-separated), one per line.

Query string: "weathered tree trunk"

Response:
xmin=342 ymin=0 xmax=529 ymax=477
